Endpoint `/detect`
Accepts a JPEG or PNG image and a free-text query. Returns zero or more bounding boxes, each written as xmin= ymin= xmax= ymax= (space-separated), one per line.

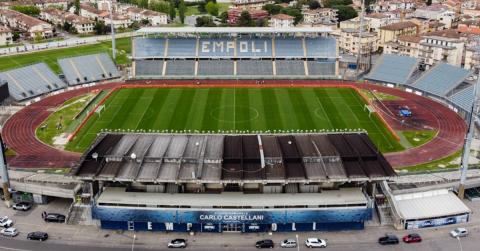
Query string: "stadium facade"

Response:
xmin=131 ymin=27 xmax=339 ymax=79
xmin=71 ymin=132 xmax=396 ymax=233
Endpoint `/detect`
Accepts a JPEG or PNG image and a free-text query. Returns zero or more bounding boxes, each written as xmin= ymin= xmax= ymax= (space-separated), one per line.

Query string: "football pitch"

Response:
xmin=66 ymin=87 xmax=404 ymax=153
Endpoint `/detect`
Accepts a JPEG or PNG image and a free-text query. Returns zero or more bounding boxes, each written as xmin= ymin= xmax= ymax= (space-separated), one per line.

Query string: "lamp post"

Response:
xmin=131 ymin=234 xmax=136 ymax=251
xmin=456 ymin=236 xmax=463 ymax=251
xmin=296 ymin=234 xmax=300 ymax=251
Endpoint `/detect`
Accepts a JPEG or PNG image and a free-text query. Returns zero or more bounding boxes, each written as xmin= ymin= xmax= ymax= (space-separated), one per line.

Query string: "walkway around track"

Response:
xmin=1 ymin=79 xmax=467 ymax=168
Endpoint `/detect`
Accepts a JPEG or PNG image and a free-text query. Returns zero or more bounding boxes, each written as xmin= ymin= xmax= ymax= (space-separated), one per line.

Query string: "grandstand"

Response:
xmin=365 ymin=58 xmax=474 ymax=116
xmin=72 ymin=132 xmax=394 ymax=233
xmin=408 ymin=63 xmax=470 ymax=97
xmin=0 ymin=63 xmax=66 ymax=101
xmin=132 ymin=27 xmax=338 ymax=79
xmin=365 ymin=54 xmax=419 ymax=85
xmin=58 ymin=53 xmax=120 ymax=85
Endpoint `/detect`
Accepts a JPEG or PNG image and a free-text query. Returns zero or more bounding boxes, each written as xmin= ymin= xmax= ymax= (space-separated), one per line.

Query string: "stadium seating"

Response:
xmin=166 ymin=38 xmax=197 ymax=58
xmin=305 ymin=37 xmax=336 ymax=58
xmin=308 ymin=61 xmax=336 ymax=76
xmin=236 ymin=38 xmax=273 ymax=58
xmin=236 ymin=60 xmax=273 ymax=76
xmin=275 ymin=60 xmax=305 ymax=75
xmin=274 ymin=38 xmax=304 ymax=58
xmin=198 ymin=39 xmax=235 ymax=58
xmin=410 ymin=63 xmax=470 ymax=97
xmin=197 ymin=60 xmax=234 ymax=76
xmin=165 ymin=60 xmax=195 ymax=76
xmin=58 ymin=53 xmax=120 ymax=85
xmin=365 ymin=54 xmax=419 ymax=85
xmin=134 ymin=38 xmax=166 ymax=58
xmin=447 ymin=85 xmax=475 ymax=112
xmin=0 ymin=63 xmax=66 ymax=101
xmin=135 ymin=60 xmax=164 ymax=76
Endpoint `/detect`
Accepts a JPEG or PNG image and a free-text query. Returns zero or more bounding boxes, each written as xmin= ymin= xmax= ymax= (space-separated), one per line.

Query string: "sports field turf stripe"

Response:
xmin=247 ymin=89 xmax=267 ymax=132
xmin=275 ymin=89 xmax=301 ymax=130
xmin=107 ymin=88 xmax=146 ymax=129
xmin=137 ymin=88 xmax=171 ymax=130
xmin=313 ymin=88 xmax=348 ymax=129
xmin=183 ymin=89 xmax=210 ymax=131
xmin=300 ymin=88 xmax=332 ymax=128
xmin=260 ymin=88 xmax=283 ymax=130
xmin=201 ymin=88 xmax=223 ymax=131
xmin=235 ymin=88 xmax=252 ymax=131
xmin=287 ymin=88 xmax=317 ymax=130
xmin=151 ymin=89 xmax=183 ymax=129
xmin=167 ymin=89 xmax=197 ymax=130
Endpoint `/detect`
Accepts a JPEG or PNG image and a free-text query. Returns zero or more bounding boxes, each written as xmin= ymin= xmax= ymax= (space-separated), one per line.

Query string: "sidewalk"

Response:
xmin=1 ymin=198 xmax=480 ymax=250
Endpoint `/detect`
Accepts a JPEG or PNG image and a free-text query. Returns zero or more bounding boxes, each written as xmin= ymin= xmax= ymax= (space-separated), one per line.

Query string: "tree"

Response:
xmin=94 ymin=20 xmax=108 ymax=35
xmin=426 ymin=0 xmax=432 ymax=6
xmin=308 ymin=0 xmax=321 ymax=9
xmin=238 ymin=11 xmax=255 ymax=26
xmin=169 ymin=0 xmax=176 ymax=20
xmin=219 ymin=11 xmax=228 ymax=24
xmin=12 ymin=31 xmax=20 ymax=42
xmin=139 ymin=0 xmax=149 ymax=8
xmin=149 ymin=1 xmax=170 ymax=14
xmin=10 ymin=6 xmax=40 ymax=16
xmin=323 ymin=0 xmax=352 ymax=8
xmin=195 ymin=16 xmax=216 ymax=27
xmin=333 ymin=5 xmax=357 ymax=21
xmin=281 ymin=7 xmax=302 ymax=25
xmin=179 ymin=0 xmax=187 ymax=23
xmin=262 ymin=4 xmax=282 ymax=15
xmin=74 ymin=0 xmax=80 ymax=15
xmin=205 ymin=2 xmax=219 ymax=16
xmin=34 ymin=32 xmax=42 ymax=43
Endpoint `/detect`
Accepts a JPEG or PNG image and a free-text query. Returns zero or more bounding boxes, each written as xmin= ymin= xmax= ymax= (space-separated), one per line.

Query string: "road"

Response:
xmin=0 ymin=233 xmax=478 ymax=251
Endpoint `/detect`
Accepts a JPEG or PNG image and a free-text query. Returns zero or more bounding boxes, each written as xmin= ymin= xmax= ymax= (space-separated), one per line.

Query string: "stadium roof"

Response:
xmin=365 ymin=54 xmax=419 ymax=85
xmin=98 ymin=187 xmax=367 ymax=207
xmin=393 ymin=189 xmax=471 ymax=220
xmin=136 ymin=27 xmax=332 ymax=34
xmin=448 ymin=84 xmax=475 ymax=112
xmin=71 ymin=133 xmax=396 ymax=183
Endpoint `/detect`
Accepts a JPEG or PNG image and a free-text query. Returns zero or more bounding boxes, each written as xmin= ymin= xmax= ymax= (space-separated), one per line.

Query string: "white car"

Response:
xmin=450 ymin=228 xmax=468 ymax=238
xmin=0 ymin=227 xmax=18 ymax=237
xmin=305 ymin=238 xmax=327 ymax=248
xmin=0 ymin=216 xmax=13 ymax=228
xmin=280 ymin=239 xmax=297 ymax=248
xmin=167 ymin=239 xmax=187 ymax=248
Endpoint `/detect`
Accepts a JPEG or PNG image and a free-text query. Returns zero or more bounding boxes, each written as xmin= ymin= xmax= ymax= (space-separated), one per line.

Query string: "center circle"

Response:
xmin=210 ymin=105 xmax=259 ymax=123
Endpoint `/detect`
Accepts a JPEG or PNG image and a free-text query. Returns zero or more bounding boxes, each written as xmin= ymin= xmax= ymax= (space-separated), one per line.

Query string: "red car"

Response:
xmin=403 ymin=233 xmax=422 ymax=243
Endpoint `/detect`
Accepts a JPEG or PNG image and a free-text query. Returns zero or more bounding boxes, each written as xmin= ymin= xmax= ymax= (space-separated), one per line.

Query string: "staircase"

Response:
xmin=67 ymin=203 xmax=93 ymax=225
xmin=376 ymin=204 xmax=394 ymax=226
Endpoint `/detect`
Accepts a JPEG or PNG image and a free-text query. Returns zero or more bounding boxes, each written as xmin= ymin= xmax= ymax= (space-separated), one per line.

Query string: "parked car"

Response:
xmin=256 ymin=239 xmax=274 ymax=249
xmin=167 ymin=239 xmax=187 ymax=248
xmin=27 ymin=231 xmax=48 ymax=241
xmin=378 ymin=234 xmax=399 ymax=245
xmin=12 ymin=202 xmax=32 ymax=211
xmin=403 ymin=233 xmax=422 ymax=243
xmin=43 ymin=213 xmax=65 ymax=223
xmin=280 ymin=239 xmax=297 ymax=248
xmin=0 ymin=216 xmax=13 ymax=228
xmin=0 ymin=227 xmax=19 ymax=237
xmin=450 ymin=228 xmax=468 ymax=238
xmin=305 ymin=238 xmax=327 ymax=248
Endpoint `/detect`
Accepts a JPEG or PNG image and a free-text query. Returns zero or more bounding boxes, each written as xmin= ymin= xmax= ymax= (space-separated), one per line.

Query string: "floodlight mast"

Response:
xmin=109 ymin=0 xmax=116 ymax=60
xmin=458 ymin=37 xmax=480 ymax=199
xmin=356 ymin=0 xmax=365 ymax=75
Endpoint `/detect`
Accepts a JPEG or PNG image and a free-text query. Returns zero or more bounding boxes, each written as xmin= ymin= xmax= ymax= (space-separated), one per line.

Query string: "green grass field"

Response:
xmin=66 ymin=87 xmax=404 ymax=153
xmin=0 ymin=37 xmax=131 ymax=73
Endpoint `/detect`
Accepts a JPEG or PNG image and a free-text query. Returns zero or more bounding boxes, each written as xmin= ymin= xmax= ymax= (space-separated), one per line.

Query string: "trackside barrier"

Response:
xmin=68 ymin=81 xmax=400 ymax=142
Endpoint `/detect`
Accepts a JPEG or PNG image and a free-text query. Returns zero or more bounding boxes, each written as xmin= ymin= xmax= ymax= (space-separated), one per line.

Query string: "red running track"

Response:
xmin=2 ymin=80 xmax=467 ymax=168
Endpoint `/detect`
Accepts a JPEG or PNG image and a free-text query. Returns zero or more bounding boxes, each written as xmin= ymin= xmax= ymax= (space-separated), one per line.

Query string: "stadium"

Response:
xmin=0 ymin=27 xmax=474 ymax=232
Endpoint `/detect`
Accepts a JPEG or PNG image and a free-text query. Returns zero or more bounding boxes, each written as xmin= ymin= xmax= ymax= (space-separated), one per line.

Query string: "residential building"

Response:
xmin=124 ymin=7 xmax=168 ymax=26
xmin=0 ymin=26 xmax=12 ymax=46
xmin=339 ymin=28 xmax=378 ymax=55
xmin=102 ymin=13 xmax=132 ymax=29
xmin=79 ymin=3 xmax=106 ymax=20
xmin=369 ymin=0 xmax=416 ymax=13
xmin=227 ymin=8 xmax=268 ymax=24
xmin=339 ymin=17 xmax=370 ymax=31
xmin=458 ymin=20 xmax=480 ymax=35
xmin=418 ymin=30 xmax=465 ymax=68
xmin=302 ymin=8 xmax=338 ymax=25
xmin=232 ymin=0 xmax=274 ymax=10
xmin=378 ymin=21 xmax=418 ymax=48
xmin=366 ymin=12 xmax=399 ymax=32
xmin=0 ymin=0 xmax=69 ymax=11
xmin=464 ymin=46 xmax=480 ymax=70
xmin=269 ymin=14 xmax=294 ymax=28
xmin=41 ymin=7 xmax=95 ymax=34
xmin=0 ymin=9 xmax=53 ymax=38
xmin=413 ymin=4 xmax=458 ymax=29
xmin=384 ymin=35 xmax=422 ymax=57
